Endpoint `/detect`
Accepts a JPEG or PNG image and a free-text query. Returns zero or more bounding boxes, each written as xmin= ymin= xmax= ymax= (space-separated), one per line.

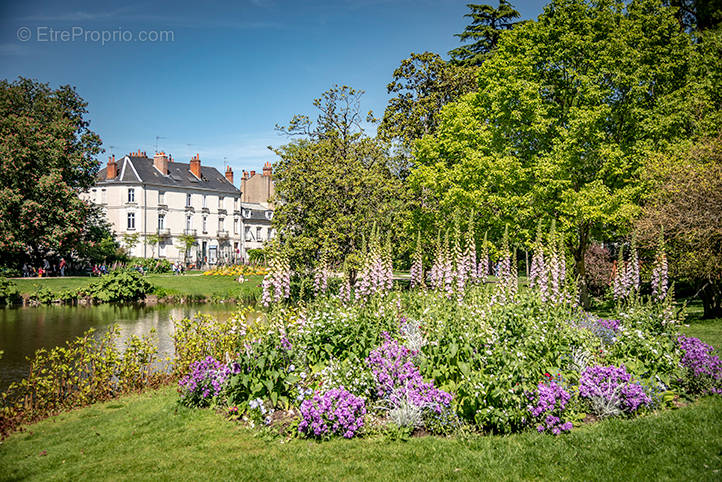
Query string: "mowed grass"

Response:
xmin=12 ymin=274 xmax=263 ymax=300
xmin=0 ymin=387 xmax=720 ymax=481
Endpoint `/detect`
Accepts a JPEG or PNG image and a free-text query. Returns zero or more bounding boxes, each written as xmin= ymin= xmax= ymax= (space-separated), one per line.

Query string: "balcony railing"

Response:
xmin=184 ymin=228 xmax=197 ymax=236
xmin=217 ymin=230 xmax=229 ymax=239
xmin=158 ymin=228 xmax=171 ymax=237
xmin=157 ymin=203 xmax=168 ymax=211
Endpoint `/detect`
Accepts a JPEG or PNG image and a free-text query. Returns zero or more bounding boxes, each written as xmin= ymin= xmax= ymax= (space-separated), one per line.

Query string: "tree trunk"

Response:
xmin=701 ymin=282 xmax=722 ymax=319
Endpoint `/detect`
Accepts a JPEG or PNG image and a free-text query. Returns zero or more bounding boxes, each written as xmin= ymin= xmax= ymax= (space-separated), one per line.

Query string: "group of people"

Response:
xmin=91 ymin=264 xmax=109 ymax=276
xmin=22 ymin=258 xmax=68 ymax=277
xmin=172 ymin=261 xmax=185 ymax=275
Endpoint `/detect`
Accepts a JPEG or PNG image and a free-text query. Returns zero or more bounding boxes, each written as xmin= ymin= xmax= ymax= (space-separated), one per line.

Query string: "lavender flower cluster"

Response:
xmin=528 ymin=381 xmax=573 ymax=435
xmin=677 ymin=335 xmax=722 ymax=394
xmin=366 ymin=333 xmax=453 ymax=415
xmin=178 ymin=356 xmax=241 ymax=407
xmin=577 ymin=315 xmax=621 ymax=345
xmin=298 ymin=387 xmax=367 ymax=439
xmin=579 ymin=365 xmax=651 ymax=416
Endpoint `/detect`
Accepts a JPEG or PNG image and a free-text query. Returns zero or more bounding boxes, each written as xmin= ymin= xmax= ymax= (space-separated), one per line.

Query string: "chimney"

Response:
xmin=154 ymin=151 xmax=169 ymax=175
xmin=225 ymin=165 xmax=234 ymax=184
xmin=250 ymin=170 xmax=256 ymax=177
xmin=263 ymin=161 xmax=272 ymax=177
xmin=242 ymin=170 xmax=249 ymax=181
xmin=190 ymin=153 xmax=201 ymax=178
xmin=107 ymin=155 xmax=118 ymax=179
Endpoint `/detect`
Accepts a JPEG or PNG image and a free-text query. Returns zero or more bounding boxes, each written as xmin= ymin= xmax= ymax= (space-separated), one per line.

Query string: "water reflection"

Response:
xmin=0 ymin=303 xmax=240 ymax=392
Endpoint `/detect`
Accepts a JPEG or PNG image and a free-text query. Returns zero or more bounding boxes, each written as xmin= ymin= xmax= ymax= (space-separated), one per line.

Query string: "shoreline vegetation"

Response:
xmin=2 ymin=272 xmax=265 ymax=307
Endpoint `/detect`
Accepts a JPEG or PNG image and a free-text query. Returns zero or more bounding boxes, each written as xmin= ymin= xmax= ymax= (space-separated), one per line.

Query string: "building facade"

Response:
xmin=86 ymin=151 xmax=244 ymax=264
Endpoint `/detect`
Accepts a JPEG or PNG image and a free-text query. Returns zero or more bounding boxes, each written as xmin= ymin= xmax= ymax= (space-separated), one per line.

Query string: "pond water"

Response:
xmin=0 ymin=303 xmax=241 ymax=392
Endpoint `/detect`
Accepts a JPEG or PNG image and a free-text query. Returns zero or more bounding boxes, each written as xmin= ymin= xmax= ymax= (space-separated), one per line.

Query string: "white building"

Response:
xmin=86 ymin=150 xmax=244 ymax=264
xmin=241 ymin=202 xmax=276 ymax=256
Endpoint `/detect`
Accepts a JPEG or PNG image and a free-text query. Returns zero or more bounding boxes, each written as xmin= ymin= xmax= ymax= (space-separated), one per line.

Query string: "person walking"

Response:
xmin=59 ymin=258 xmax=67 ymax=277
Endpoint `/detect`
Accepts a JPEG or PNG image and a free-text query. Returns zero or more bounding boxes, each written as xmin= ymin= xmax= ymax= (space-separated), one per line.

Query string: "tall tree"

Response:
xmin=379 ymin=52 xmax=478 ymax=176
xmin=272 ymin=86 xmax=403 ymax=271
xmin=666 ymin=0 xmax=722 ymax=31
xmin=449 ymin=1 xmax=521 ymax=66
xmin=412 ymin=0 xmax=712 ymax=306
xmin=0 ymin=77 xmax=102 ymax=266
xmin=636 ymin=134 xmax=722 ymax=318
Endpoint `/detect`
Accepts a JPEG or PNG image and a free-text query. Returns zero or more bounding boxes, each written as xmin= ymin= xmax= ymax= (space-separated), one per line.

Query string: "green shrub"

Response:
xmin=0 ymin=277 xmax=21 ymax=306
xmin=81 ymin=270 xmax=153 ymax=303
xmin=127 ymin=257 xmax=172 ymax=274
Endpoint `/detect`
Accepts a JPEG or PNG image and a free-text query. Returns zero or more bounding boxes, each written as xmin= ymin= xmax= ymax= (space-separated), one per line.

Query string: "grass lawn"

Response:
xmin=0 ymin=387 xmax=720 ymax=480
xmin=12 ymin=274 xmax=263 ymax=301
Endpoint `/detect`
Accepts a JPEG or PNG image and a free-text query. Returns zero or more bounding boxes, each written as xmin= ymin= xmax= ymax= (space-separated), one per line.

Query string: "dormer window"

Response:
xmin=128 ymin=188 xmax=135 ymax=203
xmin=264 ymin=211 xmax=273 ymax=221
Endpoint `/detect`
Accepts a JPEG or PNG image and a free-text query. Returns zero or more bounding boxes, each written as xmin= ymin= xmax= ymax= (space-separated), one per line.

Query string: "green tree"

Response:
xmin=412 ymin=0 xmax=711 ymax=305
xmin=636 ymin=134 xmax=722 ymax=318
xmin=176 ymin=234 xmax=196 ymax=262
xmin=272 ymin=85 xmax=403 ymax=271
xmin=379 ymin=52 xmax=479 ymax=175
xmin=449 ymin=1 xmax=521 ymax=66
xmin=666 ymin=0 xmax=722 ymax=31
xmin=0 ymin=77 xmax=102 ymax=266
xmin=146 ymin=234 xmax=161 ymax=258
xmin=121 ymin=233 xmax=140 ymax=255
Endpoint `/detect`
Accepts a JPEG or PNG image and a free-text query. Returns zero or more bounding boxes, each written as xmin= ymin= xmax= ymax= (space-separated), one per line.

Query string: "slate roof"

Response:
xmin=241 ymin=202 xmax=273 ymax=223
xmin=97 ymin=155 xmax=239 ymax=194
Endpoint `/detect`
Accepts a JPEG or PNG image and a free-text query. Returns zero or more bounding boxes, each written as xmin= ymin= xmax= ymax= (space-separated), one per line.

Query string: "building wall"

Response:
xmin=241 ymin=172 xmax=274 ymax=206
xmin=87 ymin=183 xmax=243 ymax=263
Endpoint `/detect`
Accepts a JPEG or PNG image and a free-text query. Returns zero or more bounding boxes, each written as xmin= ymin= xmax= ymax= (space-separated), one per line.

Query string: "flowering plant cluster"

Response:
xmin=366 ymin=333 xmax=454 ymax=431
xmin=677 ymin=335 xmax=722 ymax=395
xmin=612 ymin=240 xmax=640 ymax=302
xmin=579 ymin=365 xmax=651 ymax=416
xmin=354 ymin=227 xmax=393 ymax=303
xmin=261 ymin=252 xmax=292 ymax=306
xmin=178 ymin=356 xmax=241 ymax=407
xmin=528 ymin=380 xmax=573 ymax=435
xmin=298 ymin=387 xmax=367 ymax=439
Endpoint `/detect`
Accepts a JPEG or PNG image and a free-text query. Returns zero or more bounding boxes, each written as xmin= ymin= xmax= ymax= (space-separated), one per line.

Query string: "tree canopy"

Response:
xmin=411 ymin=0 xmax=719 ymax=302
xmin=0 ymin=77 xmax=103 ymax=265
xmin=449 ymin=1 xmax=521 ymax=66
xmin=271 ymin=85 xmax=403 ymax=271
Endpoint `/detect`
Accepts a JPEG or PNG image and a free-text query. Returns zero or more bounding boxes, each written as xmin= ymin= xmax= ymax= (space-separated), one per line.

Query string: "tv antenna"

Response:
xmin=155 ymin=136 xmax=166 ymax=153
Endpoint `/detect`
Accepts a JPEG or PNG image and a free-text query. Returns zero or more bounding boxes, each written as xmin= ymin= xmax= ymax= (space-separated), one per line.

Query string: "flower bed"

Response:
xmin=174 ymin=283 xmax=720 ymax=439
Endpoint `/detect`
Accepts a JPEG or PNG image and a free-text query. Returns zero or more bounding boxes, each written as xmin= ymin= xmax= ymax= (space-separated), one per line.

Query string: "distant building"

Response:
xmin=241 ymin=202 xmax=275 ymax=257
xmin=85 ymin=151 xmax=242 ymax=264
xmin=241 ymin=161 xmax=275 ymax=207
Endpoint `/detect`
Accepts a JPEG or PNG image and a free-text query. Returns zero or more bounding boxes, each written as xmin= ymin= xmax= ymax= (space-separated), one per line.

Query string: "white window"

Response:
xmin=202 ymin=216 xmax=207 ymax=233
xmin=127 ymin=212 xmax=135 ymax=230
xmin=128 ymin=188 xmax=135 ymax=203
xmin=186 ymin=193 xmax=192 ymax=207
xmin=234 ymin=198 xmax=238 ymax=210
xmin=219 ymin=196 xmax=224 ymax=209
xmin=91 ymin=188 xmax=97 ymax=202
xmin=203 ymin=194 xmax=207 ymax=208
xmin=219 ymin=217 xmax=225 ymax=231
xmin=245 ymin=226 xmax=252 ymax=241
xmin=158 ymin=214 xmax=165 ymax=230
xmin=234 ymin=218 xmax=239 ymax=235
xmin=159 ymin=242 xmax=166 ymax=257
xmin=267 ymin=227 xmax=272 ymax=240
xmin=186 ymin=215 xmax=192 ymax=231
xmin=158 ymin=191 xmax=165 ymax=204
xmin=256 ymin=227 xmax=262 ymax=241
xmin=101 ymin=189 xmax=107 ymax=203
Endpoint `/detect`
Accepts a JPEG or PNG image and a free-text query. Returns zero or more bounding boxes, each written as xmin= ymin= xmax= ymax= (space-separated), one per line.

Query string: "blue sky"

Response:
xmin=0 ymin=0 xmax=547 ymax=175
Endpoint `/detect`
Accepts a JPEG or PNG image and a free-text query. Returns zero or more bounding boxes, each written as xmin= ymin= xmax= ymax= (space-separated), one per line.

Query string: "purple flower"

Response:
xmin=298 ymin=387 xmax=366 ymax=439
xmin=579 ymin=365 xmax=651 ymax=414
xmin=677 ymin=335 xmax=722 ymax=395
xmin=527 ymin=380 xmax=573 ymax=435
xmin=178 ymin=356 xmax=241 ymax=407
